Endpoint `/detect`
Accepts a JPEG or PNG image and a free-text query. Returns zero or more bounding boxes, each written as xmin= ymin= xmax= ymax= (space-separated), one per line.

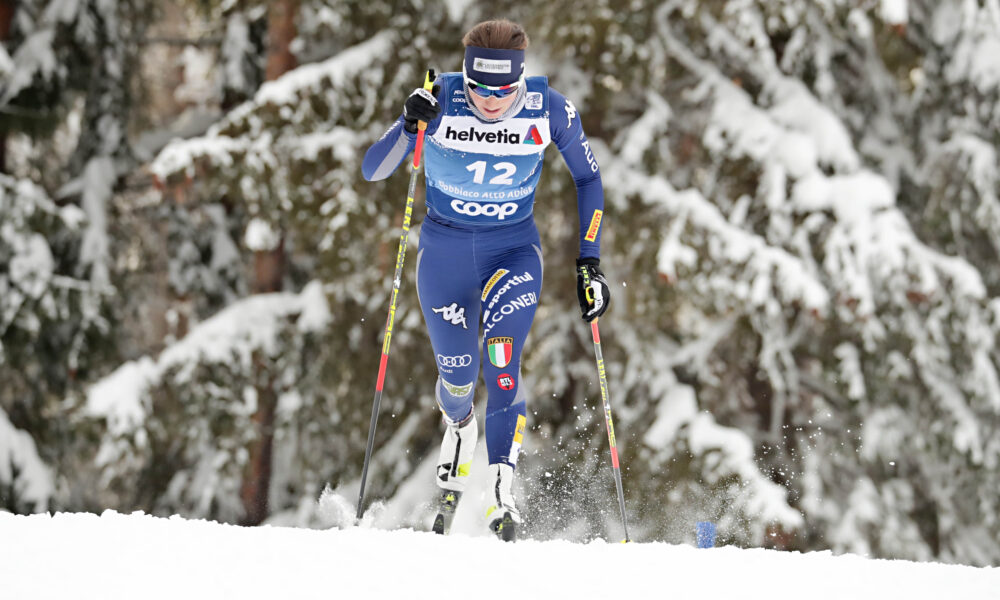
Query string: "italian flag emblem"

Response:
xmin=487 ymin=337 xmax=514 ymax=367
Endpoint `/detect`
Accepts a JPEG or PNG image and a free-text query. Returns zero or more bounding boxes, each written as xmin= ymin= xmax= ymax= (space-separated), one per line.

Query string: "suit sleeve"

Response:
xmin=362 ymin=89 xmax=444 ymax=182
xmin=548 ymin=88 xmax=604 ymax=260
xmin=362 ymin=117 xmax=415 ymax=181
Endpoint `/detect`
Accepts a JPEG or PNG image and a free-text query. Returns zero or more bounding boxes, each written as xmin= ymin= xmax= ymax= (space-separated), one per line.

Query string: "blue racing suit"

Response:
xmin=362 ymin=72 xmax=604 ymax=468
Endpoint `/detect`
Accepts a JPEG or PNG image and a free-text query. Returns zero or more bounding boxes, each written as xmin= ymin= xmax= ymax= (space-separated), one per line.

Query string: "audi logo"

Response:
xmin=437 ymin=354 xmax=473 ymax=368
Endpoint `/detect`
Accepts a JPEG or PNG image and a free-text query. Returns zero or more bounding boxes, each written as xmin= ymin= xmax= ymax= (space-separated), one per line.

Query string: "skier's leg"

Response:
xmin=478 ymin=244 xmax=543 ymax=539
xmin=416 ymin=225 xmax=481 ymax=502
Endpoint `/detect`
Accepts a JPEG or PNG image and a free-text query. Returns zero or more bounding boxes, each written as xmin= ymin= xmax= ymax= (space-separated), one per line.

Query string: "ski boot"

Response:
xmin=485 ymin=463 xmax=521 ymax=542
xmin=432 ymin=409 xmax=477 ymax=534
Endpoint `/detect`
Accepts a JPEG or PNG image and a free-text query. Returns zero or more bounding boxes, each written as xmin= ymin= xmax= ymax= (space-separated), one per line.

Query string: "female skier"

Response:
xmin=362 ymin=19 xmax=610 ymax=541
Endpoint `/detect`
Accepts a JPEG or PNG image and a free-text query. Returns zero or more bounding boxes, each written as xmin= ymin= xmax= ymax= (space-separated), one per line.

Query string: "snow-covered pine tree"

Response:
xmin=517 ymin=0 xmax=1000 ymax=562
xmin=60 ymin=0 xmax=1000 ymax=565
xmin=90 ymin=0 xmax=469 ymax=523
xmin=1 ymin=0 xmax=156 ymax=513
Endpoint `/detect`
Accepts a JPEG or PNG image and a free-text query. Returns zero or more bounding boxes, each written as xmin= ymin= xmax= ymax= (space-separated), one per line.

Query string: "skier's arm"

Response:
xmin=362 ymin=117 xmax=416 ymax=181
xmin=550 ymin=88 xmax=610 ymax=321
xmin=362 ymin=86 xmax=443 ymax=181
xmin=548 ymin=88 xmax=603 ymax=260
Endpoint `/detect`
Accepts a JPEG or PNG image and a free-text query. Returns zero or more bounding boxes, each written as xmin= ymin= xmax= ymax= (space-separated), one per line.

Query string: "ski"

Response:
xmin=431 ymin=489 xmax=462 ymax=534
xmin=486 ymin=505 xmax=517 ymax=542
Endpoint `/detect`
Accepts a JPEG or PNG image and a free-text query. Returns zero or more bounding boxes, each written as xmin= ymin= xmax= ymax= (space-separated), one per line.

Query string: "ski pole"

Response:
xmin=580 ymin=266 xmax=631 ymax=542
xmin=357 ymin=69 xmax=436 ymax=520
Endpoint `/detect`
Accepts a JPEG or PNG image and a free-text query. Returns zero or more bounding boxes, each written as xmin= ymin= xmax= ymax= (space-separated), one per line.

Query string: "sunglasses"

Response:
xmin=465 ymin=75 xmax=524 ymax=99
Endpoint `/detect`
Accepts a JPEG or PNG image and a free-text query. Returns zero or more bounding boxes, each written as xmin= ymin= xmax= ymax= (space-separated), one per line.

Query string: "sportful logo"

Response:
xmin=433 ymin=303 xmax=468 ymax=329
xmin=487 ymin=337 xmax=514 ymax=368
xmin=483 ymin=271 xmax=534 ymax=321
xmin=523 ymin=125 xmax=543 ymax=145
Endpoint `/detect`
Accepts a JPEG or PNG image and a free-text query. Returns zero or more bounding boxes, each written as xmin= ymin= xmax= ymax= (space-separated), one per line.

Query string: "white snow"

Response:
xmin=0 ymin=410 xmax=55 ymax=512
xmin=443 ymin=0 xmax=476 ymax=23
xmin=174 ymin=46 xmax=218 ymax=107
xmin=7 ymin=233 xmax=54 ymax=300
xmin=0 ymin=511 xmax=997 ymax=600
xmin=943 ymin=2 xmax=1000 ymax=92
xmin=766 ymin=78 xmax=860 ymax=173
xmin=244 ymin=217 xmax=281 ymax=252
xmin=0 ymin=46 xmax=13 ymax=78
xmin=150 ymin=135 xmax=245 ymax=181
xmin=151 ymin=33 xmax=394 ymax=185
xmin=687 ymin=412 xmax=805 ymax=528
xmin=1 ymin=30 xmax=58 ymax=104
xmin=79 ymin=156 xmax=115 ymax=288
xmin=251 ymin=32 xmax=393 ymax=108
xmin=643 ymin=385 xmax=696 ymax=447
xmin=880 ymin=0 xmax=908 ymax=25
xmin=85 ymin=357 xmax=158 ymax=437
xmin=85 ymin=282 xmax=331 ymax=440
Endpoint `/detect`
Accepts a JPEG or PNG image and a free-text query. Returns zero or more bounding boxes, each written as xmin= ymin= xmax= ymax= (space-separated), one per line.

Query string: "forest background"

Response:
xmin=3 ymin=0 xmax=1000 ymax=567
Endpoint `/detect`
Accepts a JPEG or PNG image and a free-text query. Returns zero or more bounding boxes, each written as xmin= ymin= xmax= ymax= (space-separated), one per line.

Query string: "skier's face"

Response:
xmin=469 ymin=89 xmax=518 ymax=119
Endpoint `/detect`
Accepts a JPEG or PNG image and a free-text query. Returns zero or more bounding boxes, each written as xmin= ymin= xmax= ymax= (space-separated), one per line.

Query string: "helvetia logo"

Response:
xmin=523 ymin=125 xmax=543 ymax=145
xmin=445 ymin=126 xmax=521 ymax=144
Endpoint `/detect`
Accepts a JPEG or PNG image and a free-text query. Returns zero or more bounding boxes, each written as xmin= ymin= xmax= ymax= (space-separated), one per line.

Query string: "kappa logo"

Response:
xmin=433 ymin=303 xmax=469 ymax=329
xmin=565 ymin=99 xmax=577 ymax=128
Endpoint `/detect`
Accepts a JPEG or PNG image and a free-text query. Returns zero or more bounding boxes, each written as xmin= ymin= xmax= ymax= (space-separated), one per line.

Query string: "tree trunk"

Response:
xmin=239 ymin=353 xmax=278 ymax=526
xmin=265 ymin=0 xmax=298 ymax=80
xmin=0 ymin=0 xmax=14 ymax=174
xmin=0 ymin=2 xmax=13 ymax=50
xmin=240 ymin=0 xmax=297 ymax=526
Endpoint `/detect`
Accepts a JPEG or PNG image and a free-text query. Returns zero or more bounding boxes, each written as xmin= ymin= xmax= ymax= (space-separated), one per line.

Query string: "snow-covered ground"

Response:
xmin=1 ymin=510 xmax=997 ymax=600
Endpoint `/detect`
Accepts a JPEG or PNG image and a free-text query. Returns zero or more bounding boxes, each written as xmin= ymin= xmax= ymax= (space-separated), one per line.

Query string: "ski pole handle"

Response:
xmin=411 ymin=69 xmax=436 ymax=169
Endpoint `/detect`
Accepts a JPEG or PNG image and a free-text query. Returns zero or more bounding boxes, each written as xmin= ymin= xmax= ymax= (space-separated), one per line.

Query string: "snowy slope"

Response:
xmin=1 ymin=511 xmax=997 ymax=600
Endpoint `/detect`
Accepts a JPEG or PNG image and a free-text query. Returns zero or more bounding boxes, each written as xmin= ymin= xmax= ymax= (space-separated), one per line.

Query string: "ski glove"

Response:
xmin=402 ymin=85 xmax=442 ymax=133
xmin=576 ymin=257 xmax=610 ymax=322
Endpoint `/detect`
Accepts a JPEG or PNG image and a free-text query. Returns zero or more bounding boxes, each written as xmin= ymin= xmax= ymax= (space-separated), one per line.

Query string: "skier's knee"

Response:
xmin=436 ymin=376 xmax=475 ymax=421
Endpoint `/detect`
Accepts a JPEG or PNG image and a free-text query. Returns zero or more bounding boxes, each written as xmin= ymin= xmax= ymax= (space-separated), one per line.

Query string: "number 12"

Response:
xmin=466 ymin=161 xmax=516 ymax=185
